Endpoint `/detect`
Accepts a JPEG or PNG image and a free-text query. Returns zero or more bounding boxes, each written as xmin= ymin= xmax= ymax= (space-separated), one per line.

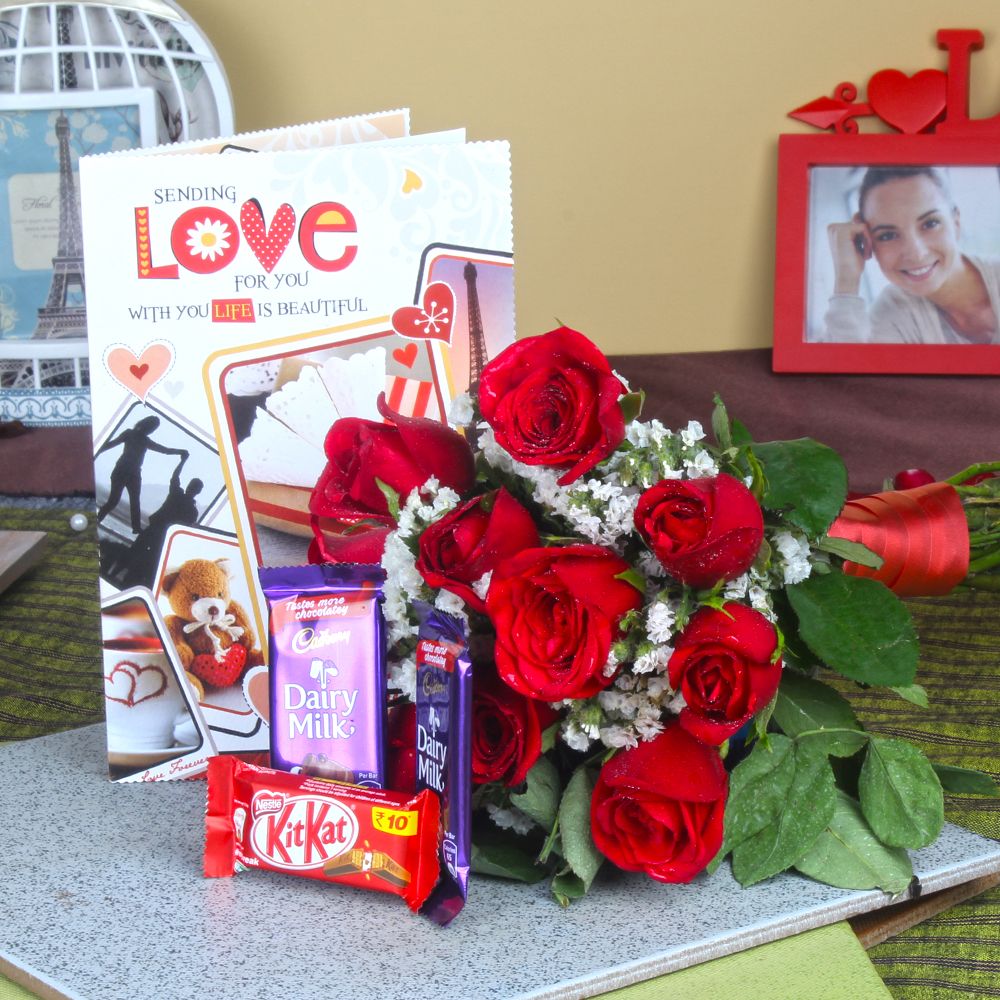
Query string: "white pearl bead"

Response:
xmin=69 ymin=513 xmax=88 ymax=532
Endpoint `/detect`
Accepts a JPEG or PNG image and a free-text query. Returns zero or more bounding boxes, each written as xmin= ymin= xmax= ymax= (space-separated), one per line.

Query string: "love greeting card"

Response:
xmin=81 ymin=112 xmax=515 ymax=779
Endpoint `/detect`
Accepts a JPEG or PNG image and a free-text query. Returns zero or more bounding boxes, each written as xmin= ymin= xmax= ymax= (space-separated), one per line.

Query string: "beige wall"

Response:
xmin=182 ymin=0 xmax=1000 ymax=355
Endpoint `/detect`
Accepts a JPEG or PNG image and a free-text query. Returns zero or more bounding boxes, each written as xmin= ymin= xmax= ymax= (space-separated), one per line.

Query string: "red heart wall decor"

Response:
xmin=867 ymin=69 xmax=947 ymax=134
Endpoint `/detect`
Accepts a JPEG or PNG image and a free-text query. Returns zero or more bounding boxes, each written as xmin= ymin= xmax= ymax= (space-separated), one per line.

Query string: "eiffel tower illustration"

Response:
xmin=464 ymin=261 xmax=488 ymax=395
xmin=32 ymin=9 xmax=87 ymax=340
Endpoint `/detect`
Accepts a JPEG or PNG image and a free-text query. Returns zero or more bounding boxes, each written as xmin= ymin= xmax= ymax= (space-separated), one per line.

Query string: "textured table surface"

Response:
xmin=1 ymin=726 xmax=998 ymax=1000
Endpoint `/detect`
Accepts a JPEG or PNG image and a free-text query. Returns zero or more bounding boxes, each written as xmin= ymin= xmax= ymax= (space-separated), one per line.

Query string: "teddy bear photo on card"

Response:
xmin=150 ymin=524 xmax=268 ymax=754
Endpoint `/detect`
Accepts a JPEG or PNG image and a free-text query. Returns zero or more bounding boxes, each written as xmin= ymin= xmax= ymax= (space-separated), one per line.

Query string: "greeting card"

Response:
xmin=81 ymin=113 xmax=515 ymax=779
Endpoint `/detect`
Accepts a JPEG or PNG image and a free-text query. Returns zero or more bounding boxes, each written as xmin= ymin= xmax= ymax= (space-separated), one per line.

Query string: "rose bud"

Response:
xmin=590 ymin=722 xmax=727 ymax=884
xmin=472 ymin=662 xmax=555 ymax=787
xmin=415 ymin=488 xmax=539 ymax=612
xmin=478 ymin=327 xmax=628 ymax=486
xmin=385 ymin=702 xmax=417 ymax=793
xmin=486 ymin=544 xmax=643 ymax=701
xmin=667 ymin=603 xmax=781 ymax=746
xmin=893 ymin=468 xmax=935 ymax=490
xmin=309 ymin=393 xmax=475 ymax=547
xmin=962 ymin=472 xmax=997 ymax=486
xmin=633 ymin=473 xmax=764 ymax=589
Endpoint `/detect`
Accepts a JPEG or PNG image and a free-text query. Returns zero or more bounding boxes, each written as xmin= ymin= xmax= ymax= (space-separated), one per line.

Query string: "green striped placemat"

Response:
xmin=0 ymin=505 xmax=102 ymax=743
xmin=832 ymin=591 xmax=1000 ymax=999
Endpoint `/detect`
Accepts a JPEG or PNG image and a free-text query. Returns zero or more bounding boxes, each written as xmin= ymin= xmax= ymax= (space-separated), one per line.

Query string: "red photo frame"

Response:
xmin=774 ymin=133 xmax=1000 ymax=373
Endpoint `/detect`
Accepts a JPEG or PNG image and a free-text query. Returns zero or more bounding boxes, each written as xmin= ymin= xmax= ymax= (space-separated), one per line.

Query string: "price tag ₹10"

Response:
xmin=372 ymin=806 xmax=419 ymax=836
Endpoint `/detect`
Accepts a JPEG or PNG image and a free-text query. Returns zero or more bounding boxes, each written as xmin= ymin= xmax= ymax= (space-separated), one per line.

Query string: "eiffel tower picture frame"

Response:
xmin=0 ymin=86 xmax=156 ymax=422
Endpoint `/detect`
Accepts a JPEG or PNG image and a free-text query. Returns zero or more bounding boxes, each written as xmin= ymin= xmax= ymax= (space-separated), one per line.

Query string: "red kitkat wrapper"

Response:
xmin=205 ymin=756 xmax=440 ymax=913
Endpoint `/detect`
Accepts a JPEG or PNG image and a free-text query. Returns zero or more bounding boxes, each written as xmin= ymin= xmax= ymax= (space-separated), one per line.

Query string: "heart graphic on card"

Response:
xmin=242 ymin=664 xmax=270 ymax=725
xmin=105 ymin=661 xmax=167 ymax=707
xmin=867 ymin=69 xmax=947 ymax=134
xmin=391 ymin=282 xmax=456 ymax=344
xmin=392 ymin=342 xmax=419 ymax=369
xmin=241 ymin=199 xmax=295 ymax=272
xmin=105 ymin=342 xmax=173 ymax=401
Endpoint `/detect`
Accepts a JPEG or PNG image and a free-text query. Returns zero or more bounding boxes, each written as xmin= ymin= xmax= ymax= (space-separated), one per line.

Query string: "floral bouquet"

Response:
xmin=308 ymin=327 xmax=998 ymax=905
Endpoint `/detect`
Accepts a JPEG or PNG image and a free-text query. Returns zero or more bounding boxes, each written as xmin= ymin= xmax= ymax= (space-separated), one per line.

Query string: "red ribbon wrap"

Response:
xmin=827 ymin=482 xmax=969 ymax=596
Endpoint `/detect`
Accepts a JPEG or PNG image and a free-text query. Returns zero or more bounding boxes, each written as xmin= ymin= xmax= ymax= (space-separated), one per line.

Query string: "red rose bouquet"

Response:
xmin=310 ymin=327 xmax=998 ymax=905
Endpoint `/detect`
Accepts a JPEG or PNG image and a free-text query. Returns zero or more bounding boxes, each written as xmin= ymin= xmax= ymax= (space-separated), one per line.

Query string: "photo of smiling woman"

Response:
xmin=806 ymin=165 xmax=1000 ymax=344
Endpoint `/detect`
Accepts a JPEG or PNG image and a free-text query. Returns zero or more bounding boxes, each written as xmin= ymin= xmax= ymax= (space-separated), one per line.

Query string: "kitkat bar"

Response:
xmin=204 ymin=757 xmax=439 ymax=912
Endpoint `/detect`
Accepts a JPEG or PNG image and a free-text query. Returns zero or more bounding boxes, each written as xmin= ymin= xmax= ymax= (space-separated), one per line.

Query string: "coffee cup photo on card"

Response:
xmin=101 ymin=587 xmax=213 ymax=781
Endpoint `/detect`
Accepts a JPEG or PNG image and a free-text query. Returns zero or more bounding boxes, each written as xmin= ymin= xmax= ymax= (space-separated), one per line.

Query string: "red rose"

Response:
xmin=308 ymin=523 xmax=391 ymax=565
xmin=309 ymin=393 xmax=475 ymax=553
xmin=634 ymin=473 xmax=763 ymax=589
xmin=591 ymin=722 xmax=727 ymax=883
xmin=667 ymin=603 xmax=781 ymax=746
xmin=478 ymin=327 xmax=628 ymax=486
xmin=415 ymin=488 xmax=539 ymax=612
xmin=486 ymin=544 xmax=643 ymax=700
xmin=472 ymin=663 xmax=556 ymax=787
xmin=386 ymin=702 xmax=417 ymax=793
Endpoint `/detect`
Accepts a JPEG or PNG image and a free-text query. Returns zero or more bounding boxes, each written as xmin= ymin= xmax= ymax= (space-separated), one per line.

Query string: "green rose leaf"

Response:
xmin=890 ymin=684 xmax=929 ymax=708
xmin=859 ymin=737 xmax=944 ymax=849
xmin=772 ymin=671 xmax=867 ymax=758
xmin=558 ymin=766 xmax=603 ymax=892
xmin=511 ymin=755 xmax=561 ymax=832
xmin=711 ymin=395 xmax=733 ymax=451
xmin=786 ymin=572 xmax=919 ymax=687
xmin=615 ymin=567 xmax=646 ymax=593
xmin=752 ymin=438 xmax=848 ymax=537
xmin=471 ymin=841 xmax=547 ymax=883
xmin=794 ymin=791 xmax=913 ymax=896
xmin=815 ymin=535 xmax=883 ymax=569
xmin=932 ymin=764 xmax=1000 ymax=797
xmin=540 ymin=721 xmax=559 ymax=755
xmin=551 ymin=869 xmax=588 ymax=908
xmin=374 ymin=477 xmax=401 ymax=521
xmin=731 ymin=418 xmax=754 ymax=447
xmin=724 ymin=734 xmax=796 ymax=852
xmin=619 ymin=390 xmax=645 ymax=425
xmin=731 ymin=740 xmax=836 ymax=887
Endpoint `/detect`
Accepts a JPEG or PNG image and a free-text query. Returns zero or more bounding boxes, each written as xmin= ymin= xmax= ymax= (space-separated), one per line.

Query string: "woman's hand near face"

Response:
xmin=827 ymin=213 xmax=871 ymax=295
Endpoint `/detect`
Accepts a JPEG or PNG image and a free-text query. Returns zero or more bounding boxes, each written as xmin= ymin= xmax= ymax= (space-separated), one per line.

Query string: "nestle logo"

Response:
xmin=254 ymin=794 xmax=284 ymax=816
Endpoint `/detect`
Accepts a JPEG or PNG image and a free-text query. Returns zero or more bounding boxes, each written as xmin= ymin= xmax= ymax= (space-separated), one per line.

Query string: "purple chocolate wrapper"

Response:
xmin=259 ymin=564 xmax=386 ymax=788
xmin=414 ymin=604 xmax=472 ymax=926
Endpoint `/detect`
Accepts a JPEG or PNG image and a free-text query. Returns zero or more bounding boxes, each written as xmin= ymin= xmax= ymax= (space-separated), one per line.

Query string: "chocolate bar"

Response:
xmin=204 ymin=756 xmax=440 ymax=912
xmin=415 ymin=605 xmax=472 ymax=926
xmin=259 ymin=563 xmax=386 ymax=786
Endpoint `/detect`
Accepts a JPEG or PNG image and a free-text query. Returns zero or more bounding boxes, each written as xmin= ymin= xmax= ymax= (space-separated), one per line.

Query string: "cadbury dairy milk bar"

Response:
xmin=415 ymin=604 xmax=471 ymax=926
xmin=259 ymin=564 xmax=386 ymax=787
